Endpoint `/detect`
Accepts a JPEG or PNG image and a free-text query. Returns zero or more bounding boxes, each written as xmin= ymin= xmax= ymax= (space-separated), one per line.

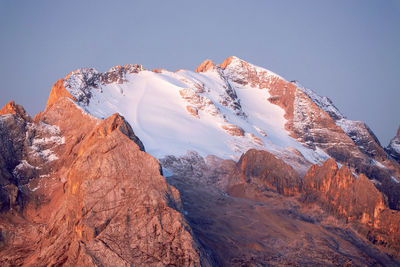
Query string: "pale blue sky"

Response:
xmin=0 ymin=0 xmax=399 ymax=144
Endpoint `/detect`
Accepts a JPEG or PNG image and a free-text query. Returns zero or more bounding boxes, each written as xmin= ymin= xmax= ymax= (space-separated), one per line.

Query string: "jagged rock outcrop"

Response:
xmin=28 ymin=114 xmax=205 ymax=266
xmin=58 ymin=64 xmax=144 ymax=107
xmin=303 ymin=159 xmax=385 ymax=224
xmin=179 ymin=88 xmax=220 ymax=117
xmin=387 ymin=126 xmax=400 ymax=164
xmin=235 ymin=149 xmax=301 ymax=196
xmin=302 ymin=159 xmax=400 ymax=254
xmin=0 ymin=101 xmax=32 ymax=122
xmin=0 ymin=97 xmax=210 ymax=266
xmin=0 ymin=101 xmax=63 ymax=213
xmin=46 ymin=79 xmax=77 ymax=109
xmin=195 ymin=59 xmax=215 ymax=73
xmin=0 ymin=112 xmax=26 ymax=212
xmin=221 ymin=124 xmax=245 ymax=136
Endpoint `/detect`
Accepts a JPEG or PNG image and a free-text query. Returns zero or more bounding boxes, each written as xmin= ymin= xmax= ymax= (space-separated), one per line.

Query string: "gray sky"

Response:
xmin=0 ymin=0 xmax=399 ymax=145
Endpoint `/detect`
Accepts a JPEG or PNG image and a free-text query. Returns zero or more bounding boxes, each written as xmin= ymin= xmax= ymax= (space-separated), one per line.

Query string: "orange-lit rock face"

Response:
xmin=0 ymin=97 xmax=209 ymax=266
xmin=152 ymin=68 xmax=164 ymax=73
xmin=248 ymin=133 xmax=263 ymax=146
xmin=302 ymin=159 xmax=400 ymax=253
xmin=221 ymin=124 xmax=245 ymax=136
xmin=219 ymin=56 xmax=234 ymax=70
xmin=236 ymin=149 xmax=301 ymax=196
xmin=0 ymin=101 xmax=31 ymax=121
xmin=59 ymin=112 xmax=203 ymax=266
xmin=186 ymin=105 xmax=199 ymax=118
xmin=195 ymin=59 xmax=215 ymax=73
xmin=45 ymin=79 xmax=76 ymax=109
xmin=302 ymin=159 xmax=385 ymax=225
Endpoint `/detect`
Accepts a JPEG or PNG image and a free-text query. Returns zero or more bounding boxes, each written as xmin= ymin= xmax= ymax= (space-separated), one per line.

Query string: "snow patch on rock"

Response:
xmin=27 ymin=122 xmax=64 ymax=162
xmin=14 ymin=160 xmax=36 ymax=171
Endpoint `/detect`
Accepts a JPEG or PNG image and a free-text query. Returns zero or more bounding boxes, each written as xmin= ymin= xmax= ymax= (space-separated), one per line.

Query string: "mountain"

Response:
xmin=51 ymin=56 xmax=400 ymax=208
xmin=0 ymin=56 xmax=399 ymax=266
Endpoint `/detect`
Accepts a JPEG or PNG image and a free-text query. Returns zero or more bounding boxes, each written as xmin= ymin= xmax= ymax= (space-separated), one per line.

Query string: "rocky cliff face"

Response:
xmin=0 ymin=92 xmax=211 ymax=265
xmin=0 ymin=104 xmax=28 ymax=212
xmin=302 ymin=159 xmax=400 ymax=254
xmin=387 ymin=126 xmax=400 ymax=164
xmin=235 ymin=149 xmax=301 ymax=196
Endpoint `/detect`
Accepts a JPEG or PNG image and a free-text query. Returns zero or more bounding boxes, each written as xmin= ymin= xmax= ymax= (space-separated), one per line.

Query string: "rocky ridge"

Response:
xmin=0 ymin=90 xmax=212 ymax=265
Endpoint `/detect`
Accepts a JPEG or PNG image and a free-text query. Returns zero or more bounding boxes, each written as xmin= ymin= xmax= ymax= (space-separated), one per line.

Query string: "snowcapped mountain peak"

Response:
xmin=50 ymin=57 xmax=396 ymax=179
xmin=196 ymin=56 xmax=279 ymax=81
xmin=56 ymin=57 xmax=336 ymax=175
xmin=220 ymin=56 xmax=284 ymax=89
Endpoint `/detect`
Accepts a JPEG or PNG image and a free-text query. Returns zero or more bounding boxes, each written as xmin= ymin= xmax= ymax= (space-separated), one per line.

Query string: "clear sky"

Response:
xmin=0 ymin=0 xmax=399 ymax=145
